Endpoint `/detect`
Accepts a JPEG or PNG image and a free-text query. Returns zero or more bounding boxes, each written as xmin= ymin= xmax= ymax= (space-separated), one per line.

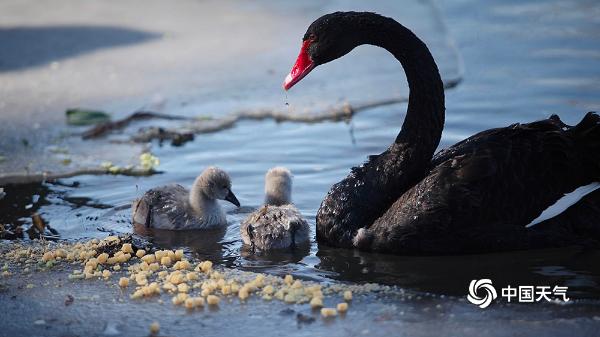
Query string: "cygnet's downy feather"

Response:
xmin=241 ymin=167 xmax=309 ymax=250
xmin=132 ymin=166 xmax=239 ymax=230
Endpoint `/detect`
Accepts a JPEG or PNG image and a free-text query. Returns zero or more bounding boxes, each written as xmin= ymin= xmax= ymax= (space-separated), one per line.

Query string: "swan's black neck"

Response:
xmin=316 ymin=14 xmax=446 ymax=247
xmin=353 ymin=15 xmax=445 ymax=156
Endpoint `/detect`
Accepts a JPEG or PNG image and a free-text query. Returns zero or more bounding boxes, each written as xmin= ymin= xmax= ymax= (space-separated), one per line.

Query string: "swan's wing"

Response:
xmin=367 ymin=114 xmax=600 ymax=253
xmin=132 ymin=184 xmax=196 ymax=229
xmin=241 ymin=205 xmax=309 ymax=250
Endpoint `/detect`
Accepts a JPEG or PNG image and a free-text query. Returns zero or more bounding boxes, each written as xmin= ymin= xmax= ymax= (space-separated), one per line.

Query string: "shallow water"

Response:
xmin=2 ymin=0 xmax=600 ymax=302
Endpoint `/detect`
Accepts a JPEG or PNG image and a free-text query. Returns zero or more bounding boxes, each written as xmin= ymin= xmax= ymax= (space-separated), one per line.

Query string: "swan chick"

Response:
xmin=132 ymin=166 xmax=240 ymax=230
xmin=241 ymin=167 xmax=309 ymax=250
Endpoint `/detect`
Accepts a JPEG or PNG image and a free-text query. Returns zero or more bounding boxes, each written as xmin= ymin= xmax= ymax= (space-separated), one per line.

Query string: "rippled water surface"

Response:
xmin=2 ymin=0 xmax=600 ymax=300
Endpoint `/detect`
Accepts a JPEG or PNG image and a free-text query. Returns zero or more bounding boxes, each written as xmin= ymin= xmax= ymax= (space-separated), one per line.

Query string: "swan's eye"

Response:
xmin=307 ymin=33 xmax=316 ymax=41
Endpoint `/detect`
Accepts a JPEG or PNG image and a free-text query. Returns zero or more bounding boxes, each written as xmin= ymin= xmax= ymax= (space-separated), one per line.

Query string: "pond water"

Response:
xmin=2 ymin=0 xmax=600 ymax=301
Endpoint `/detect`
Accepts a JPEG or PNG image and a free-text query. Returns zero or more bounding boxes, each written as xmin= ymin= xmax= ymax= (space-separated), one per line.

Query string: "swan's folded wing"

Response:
xmin=133 ymin=184 xmax=193 ymax=229
xmin=368 ymin=117 xmax=597 ymax=253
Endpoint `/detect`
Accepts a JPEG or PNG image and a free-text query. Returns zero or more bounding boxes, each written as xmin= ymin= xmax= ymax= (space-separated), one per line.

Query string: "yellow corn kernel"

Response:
xmin=131 ymin=289 xmax=144 ymax=299
xmin=184 ymin=298 xmax=195 ymax=309
xmin=162 ymin=282 xmax=176 ymax=292
xmin=169 ymin=272 xmax=184 ymax=285
xmin=150 ymin=321 xmax=160 ymax=335
xmin=337 ymin=302 xmax=348 ymax=312
xmin=102 ymin=270 xmax=112 ymax=278
xmin=160 ymin=256 xmax=172 ymax=267
xmin=112 ymin=265 xmax=121 ymax=271
xmin=343 ymin=290 xmax=352 ymax=301
xmin=174 ymin=249 xmax=184 ymax=261
xmin=155 ymin=250 xmax=166 ymax=261
xmin=55 ymin=249 xmax=67 ymax=258
xmin=321 ymin=308 xmax=337 ymax=317
xmin=136 ymin=249 xmax=146 ymax=258
xmin=97 ymin=253 xmax=109 ymax=264
xmin=141 ymin=254 xmax=156 ymax=264
xmin=42 ymin=252 xmax=55 ymax=262
xmin=186 ymin=272 xmax=199 ymax=281
xmin=177 ymin=283 xmax=189 ymax=293
xmin=292 ymin=280 xmax=303 ymax=289
xmin=149 ymin=263 xmax=160 ymax=272
xmin=221 ymin=285 xmax=231 ymax=295
xmin=172 ymin=293 xmax=188 ymax=305
xmin=310 ymin=297 xmax=323 ymax=308
xmin=207 ymin=295 xmax=220 ymax=306
xmin=284 ymin=294 xmax=296 ymax=303
xmin=238 ymin=287 xmax=249 ymax=300
xmin=135 ymin=276 xmax=148 ymax=286
xmin=262 ymin=285 xmax=274 ymax=295
xmin=85 ymin=258 xmax=98 ymax=269
xmin=284 ymin=274 xmax=293 ymax=285
xmin=200 ymin=261 xmax=212 ymax=273
xmin=121 ymin=243 xmax=133 ymax=254
xmin=118 ymin=277 xmax=129 ymax=287
xmin=192 ymin=297 xmax=205 ymax=307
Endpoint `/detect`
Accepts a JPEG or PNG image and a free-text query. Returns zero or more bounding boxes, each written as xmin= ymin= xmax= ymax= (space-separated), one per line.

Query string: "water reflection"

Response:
xmin=316 ymin=244 xmax=600 ymax=298
xmin=133 ymin=224 xmax=227 ymax=263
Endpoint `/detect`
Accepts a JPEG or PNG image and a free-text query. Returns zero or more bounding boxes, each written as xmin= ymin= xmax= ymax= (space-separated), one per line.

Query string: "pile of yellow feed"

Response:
xmin=0 ymin=236 xmax=392 ymax=319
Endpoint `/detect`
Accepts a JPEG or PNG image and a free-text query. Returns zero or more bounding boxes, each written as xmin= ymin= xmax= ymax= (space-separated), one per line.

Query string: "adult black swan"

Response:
xmin=283 ymin=12 xmax=600 ymax=254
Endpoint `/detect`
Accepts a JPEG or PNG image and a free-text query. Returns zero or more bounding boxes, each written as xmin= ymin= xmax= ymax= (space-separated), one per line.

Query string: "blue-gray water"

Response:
xmin=2 ymin=0 xmax=600 ymax=301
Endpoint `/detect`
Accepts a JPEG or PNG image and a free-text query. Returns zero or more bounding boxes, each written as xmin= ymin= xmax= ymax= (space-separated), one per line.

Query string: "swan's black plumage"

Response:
xmin=294 ymin=12 xmax=600 ymax=254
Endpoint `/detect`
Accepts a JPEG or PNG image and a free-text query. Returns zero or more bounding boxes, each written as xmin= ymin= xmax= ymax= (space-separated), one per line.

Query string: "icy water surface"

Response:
xmin=2 ymin=0 xmax=600 ymax=303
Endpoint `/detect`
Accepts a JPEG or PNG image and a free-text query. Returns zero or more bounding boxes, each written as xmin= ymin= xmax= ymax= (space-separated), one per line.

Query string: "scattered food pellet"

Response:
xmin=118 ymin=277 xmax=129 ymax=287
xmin=310 ymin=297 xmax=323 ymax=308
xmin=121 ymin=243 xmax=133 ymax=254
xmin=343 ymin=290 xmax=353 ymax=301
xmin=150 ymin=321 xmax=160 ymax=335
xmin=161 ymin=256 xmax=172 ymax=267
xmin=321 ymin=308 xmax=337 ymax=317
xmin=337 ymin=302 xmax=348 ymax=312
xmin=284 ymin=274 xmax=294 ymax=285
xmin=136 ymin=249 xmax=146 ymax=258
xmin=207 ymin=295 xmax=220 ymax=306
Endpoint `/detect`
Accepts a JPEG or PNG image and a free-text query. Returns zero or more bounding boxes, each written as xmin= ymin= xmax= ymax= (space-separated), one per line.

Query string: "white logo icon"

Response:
xmin=467 ymin=279 xmax=498 ymax=308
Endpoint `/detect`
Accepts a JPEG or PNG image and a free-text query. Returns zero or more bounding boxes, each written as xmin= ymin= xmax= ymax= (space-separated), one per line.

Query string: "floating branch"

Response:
xmin=0 ymin=167 xmax=160 ymax=185
xmin=81 ymin=77 xmax=462 ymax=145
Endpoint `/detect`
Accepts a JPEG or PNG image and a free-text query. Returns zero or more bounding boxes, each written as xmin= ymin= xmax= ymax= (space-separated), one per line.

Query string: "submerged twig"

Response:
xmin=0 ymin=167 xmax=159 ymax=185
xmin=81 ymin=77 xmax=462 ymax=145
xmin=81 ymin=111 xmax=191 ymax=139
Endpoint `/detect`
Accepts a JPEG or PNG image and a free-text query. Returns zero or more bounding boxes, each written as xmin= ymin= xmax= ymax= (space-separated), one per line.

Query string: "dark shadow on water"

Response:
xmin=0 ymin=25 xmax=158 ymax=72
xmin=316 ymin=243 xmax=600 ymax=299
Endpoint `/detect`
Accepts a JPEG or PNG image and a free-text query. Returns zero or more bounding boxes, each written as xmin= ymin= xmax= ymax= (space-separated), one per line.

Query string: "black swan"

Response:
xmin=283 ymin=12 xmax=600 ymax=254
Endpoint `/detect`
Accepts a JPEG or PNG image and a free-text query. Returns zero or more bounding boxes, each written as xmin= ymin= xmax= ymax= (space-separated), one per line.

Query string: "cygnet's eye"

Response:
xmin=222 ymin=185 xmax=227 ymax=189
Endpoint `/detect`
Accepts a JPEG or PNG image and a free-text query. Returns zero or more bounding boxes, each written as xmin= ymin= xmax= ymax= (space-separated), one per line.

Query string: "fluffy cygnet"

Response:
xmin=132 ymin=166 xmax=240 ymax=230
xmin=241 ymin=167 xmax=309 ymax=250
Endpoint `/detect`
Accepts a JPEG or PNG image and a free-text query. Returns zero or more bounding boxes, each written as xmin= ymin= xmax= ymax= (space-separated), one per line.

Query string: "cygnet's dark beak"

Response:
xmin=225 ymin=189 xmax=240 ymax=207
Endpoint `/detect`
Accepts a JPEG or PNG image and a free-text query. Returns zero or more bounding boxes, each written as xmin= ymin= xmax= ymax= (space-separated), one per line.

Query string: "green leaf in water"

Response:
xmin=66 ymin=108 xmax=111 ymax=126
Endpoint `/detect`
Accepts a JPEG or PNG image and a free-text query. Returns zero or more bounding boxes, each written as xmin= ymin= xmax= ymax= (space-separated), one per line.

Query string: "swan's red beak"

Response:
xmin=283 ymin=39 xmax=315 ymax=90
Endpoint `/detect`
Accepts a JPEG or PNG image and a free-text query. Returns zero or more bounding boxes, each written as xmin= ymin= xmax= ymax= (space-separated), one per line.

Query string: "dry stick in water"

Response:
xmin=0 ymin=167 xmax=158 ymax=185
xmin=82 ymin=77 xmax=461 ymax=144
xmin=81 ymin=111 xmax=191 ymax=139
